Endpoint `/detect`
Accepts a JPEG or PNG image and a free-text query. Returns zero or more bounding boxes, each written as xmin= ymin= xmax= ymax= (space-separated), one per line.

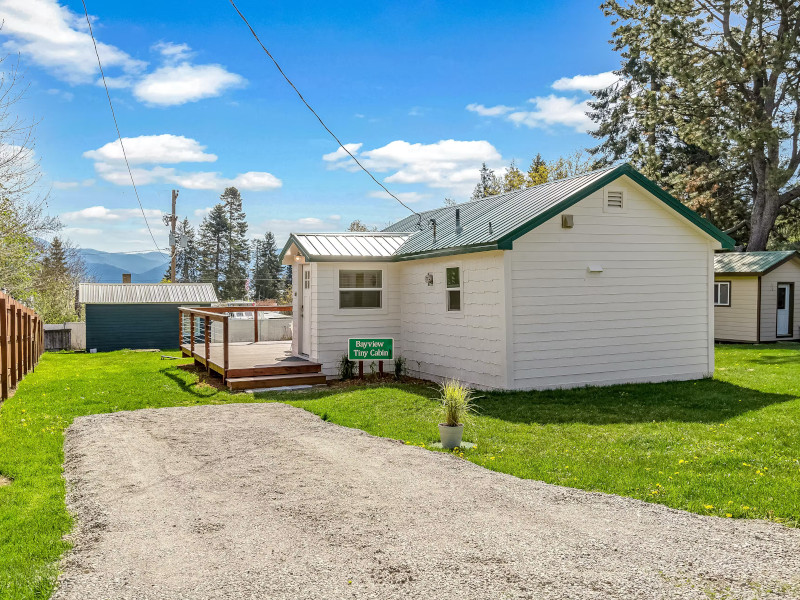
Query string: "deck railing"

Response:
xmin=178 ymin=306 xmax=292 ymax=379
xmin=1 ymin=291 xmax=44 ymax=401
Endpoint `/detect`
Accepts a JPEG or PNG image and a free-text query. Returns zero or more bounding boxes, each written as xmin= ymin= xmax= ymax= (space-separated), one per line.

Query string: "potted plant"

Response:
xmin=438 ymin=379 xmax=473 ymax=449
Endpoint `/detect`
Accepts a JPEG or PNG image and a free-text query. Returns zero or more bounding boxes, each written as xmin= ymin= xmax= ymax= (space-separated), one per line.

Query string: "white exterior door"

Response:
xmin=777 ymin=283 xmax=791 ymax=336
xmin=299 ymin=265 xmax=312 ymax=355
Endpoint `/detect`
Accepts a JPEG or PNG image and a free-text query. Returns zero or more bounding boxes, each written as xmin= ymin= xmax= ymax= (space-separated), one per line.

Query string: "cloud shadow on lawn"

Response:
xmin=474 ymin=378 xmax=795 ymax=425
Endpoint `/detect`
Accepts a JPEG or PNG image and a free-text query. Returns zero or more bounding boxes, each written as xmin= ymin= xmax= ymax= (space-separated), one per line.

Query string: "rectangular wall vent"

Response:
xmin=606 ymin=190 xmax=624 ymax=209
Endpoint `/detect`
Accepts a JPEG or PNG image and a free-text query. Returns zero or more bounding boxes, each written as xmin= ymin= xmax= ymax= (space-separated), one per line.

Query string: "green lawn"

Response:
xmin=1 ymin=344 xmax=799 ymax=599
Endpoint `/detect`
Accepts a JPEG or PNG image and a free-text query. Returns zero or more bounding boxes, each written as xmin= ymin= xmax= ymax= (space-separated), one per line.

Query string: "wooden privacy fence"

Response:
xmin=1 ymin=291 xmax=44 ymax=401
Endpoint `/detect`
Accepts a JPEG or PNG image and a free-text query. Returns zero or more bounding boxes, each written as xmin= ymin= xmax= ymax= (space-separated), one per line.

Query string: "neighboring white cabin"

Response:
xmin=281 ymin=164 xmax=734 ymax=390
xmin=714 ymin=251 xmax=800 ymax=343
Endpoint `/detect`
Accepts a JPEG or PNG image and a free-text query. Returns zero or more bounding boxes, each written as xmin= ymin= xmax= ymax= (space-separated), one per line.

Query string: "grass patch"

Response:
xmin=0 ymin=344 xmax=798 ymax=598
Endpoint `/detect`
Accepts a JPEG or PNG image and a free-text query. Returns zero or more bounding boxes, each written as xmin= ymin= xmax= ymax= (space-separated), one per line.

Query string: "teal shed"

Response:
xmin=78 ymin=283 xmax=218 ymax=352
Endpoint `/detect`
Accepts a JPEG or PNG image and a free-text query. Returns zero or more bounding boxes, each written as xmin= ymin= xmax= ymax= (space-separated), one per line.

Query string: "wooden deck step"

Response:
xmin=227 ymin=372 xmax=328 ymax=390
xmin=226 ymin=362 xmax=322 ymax=378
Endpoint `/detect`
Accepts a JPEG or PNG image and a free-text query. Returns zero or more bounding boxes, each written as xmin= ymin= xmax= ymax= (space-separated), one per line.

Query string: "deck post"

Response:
xmin=253 ymin=307 xmax=259 ymax=343
xmin=1 ymin=298 xmax=7 ymax=400
xmin=222 ymin=315 xmax=229 ymax=382
xmin=190 ymin=314 xmax=195 ymax=355
xmin=204 ymin=316 xmax=211 ymax=373
xmin=178 ymin=309 xmax=183 ymax=351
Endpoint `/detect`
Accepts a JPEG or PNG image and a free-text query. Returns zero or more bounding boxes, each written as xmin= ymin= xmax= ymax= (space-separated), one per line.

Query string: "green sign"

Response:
xmin=348 ymin=338 xmax=393 ymax=361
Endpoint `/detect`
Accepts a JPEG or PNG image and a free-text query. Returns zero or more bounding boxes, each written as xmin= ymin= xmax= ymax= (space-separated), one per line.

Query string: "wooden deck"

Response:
xmin=180 ymin=340 xmax=326 ymax=389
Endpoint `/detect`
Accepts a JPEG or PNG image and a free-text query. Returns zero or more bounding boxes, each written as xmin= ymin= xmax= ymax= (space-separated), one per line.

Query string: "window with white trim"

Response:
xmin=339 ymin=269 xmax=382 ymax=309
xmin=714 ymin=281 xmax=730 ymax=307
xmin=446 ymin=266 xmax=461 ymax=312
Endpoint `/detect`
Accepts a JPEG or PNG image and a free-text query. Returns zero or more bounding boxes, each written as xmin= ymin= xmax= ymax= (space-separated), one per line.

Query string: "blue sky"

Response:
xmin=1 ymin=0 xmax=618 ymax=252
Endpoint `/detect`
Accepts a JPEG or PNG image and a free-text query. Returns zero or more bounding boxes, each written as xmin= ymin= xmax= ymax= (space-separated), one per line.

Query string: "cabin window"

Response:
xmin=446 ymin=266 xmax=461 ymax=312
xmin=339 ymin=269 xmax=382 ymax=309
xmin=714 ymin=281 xmax=731 ymax=307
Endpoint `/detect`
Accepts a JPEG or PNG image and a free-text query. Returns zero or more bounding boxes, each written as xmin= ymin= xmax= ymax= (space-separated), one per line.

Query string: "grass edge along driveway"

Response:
xmin=0 ymin=344 xmax=799 ymax=599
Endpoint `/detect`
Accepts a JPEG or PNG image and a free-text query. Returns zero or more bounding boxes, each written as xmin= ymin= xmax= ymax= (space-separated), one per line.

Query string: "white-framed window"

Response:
xmin=714 ymin=281 xmax=731 ymax=307
xmin=339 ymin=269 xmax=383 ymax=309
xmin=446 ymin=266 xmax=462 ymax=312
xmin=603 ymin=188 xmax=625 ymax=213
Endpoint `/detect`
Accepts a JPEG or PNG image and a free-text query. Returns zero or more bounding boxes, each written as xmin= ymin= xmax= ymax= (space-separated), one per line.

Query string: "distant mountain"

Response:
xmin=80 ymin=248 xmax=170 ymax=283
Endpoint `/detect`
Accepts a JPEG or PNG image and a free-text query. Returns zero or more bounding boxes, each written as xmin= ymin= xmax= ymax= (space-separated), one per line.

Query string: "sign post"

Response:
xmin=348 ymin=338 xmax=393 ymax=378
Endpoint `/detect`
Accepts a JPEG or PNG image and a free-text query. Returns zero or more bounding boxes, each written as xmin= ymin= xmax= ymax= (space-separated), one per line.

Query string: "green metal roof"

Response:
xmin=280 ymin=163 xmax=735 ymax=263
xmin=714 ymin=251 xmax=799 ymax=274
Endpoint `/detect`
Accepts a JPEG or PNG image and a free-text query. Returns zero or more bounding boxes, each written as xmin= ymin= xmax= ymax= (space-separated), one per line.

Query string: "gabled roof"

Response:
xmin=78 ymin=283 xmax=218 ymax=304
xmin=280 ymin=232 xmax=412 ymax=262
xmin=714 ymin=251 xmax=799 ymax=275
xmin=280 ymin=163 xmax=735 ymax=263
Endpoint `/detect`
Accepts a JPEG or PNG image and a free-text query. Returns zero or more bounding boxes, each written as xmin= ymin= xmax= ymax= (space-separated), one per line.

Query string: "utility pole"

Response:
xmin=169 ymin=189 xmax=179 ymax=282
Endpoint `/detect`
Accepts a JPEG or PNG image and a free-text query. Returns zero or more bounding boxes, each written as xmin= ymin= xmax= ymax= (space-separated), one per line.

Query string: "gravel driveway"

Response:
xmin=55 ymin=403 xmax=800 ymax=600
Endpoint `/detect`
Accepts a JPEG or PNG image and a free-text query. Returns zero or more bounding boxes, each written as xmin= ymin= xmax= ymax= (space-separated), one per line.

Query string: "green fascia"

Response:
xmin=496 ymin=163 xmax=736 ymax=251
xmin=392 ymin=242 xmax=501 ymax=262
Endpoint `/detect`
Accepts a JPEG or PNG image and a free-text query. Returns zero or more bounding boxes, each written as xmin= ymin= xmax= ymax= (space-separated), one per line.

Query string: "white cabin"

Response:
xmin=280 ymin=164 xmax=734 ymax=390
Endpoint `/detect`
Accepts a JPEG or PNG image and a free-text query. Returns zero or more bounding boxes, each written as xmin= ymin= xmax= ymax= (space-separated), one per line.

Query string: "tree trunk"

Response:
xmin=748 ymin=188 xmax=781 ymax=251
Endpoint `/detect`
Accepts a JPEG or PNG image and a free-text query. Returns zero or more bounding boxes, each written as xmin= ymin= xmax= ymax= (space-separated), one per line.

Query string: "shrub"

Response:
xmin=438 ymin=379 xmax=474 ymax=426
xmin=394 ymin=356 xmax=407 ymax=380
xmin=338 ymin=354 xmax=356 ymax=380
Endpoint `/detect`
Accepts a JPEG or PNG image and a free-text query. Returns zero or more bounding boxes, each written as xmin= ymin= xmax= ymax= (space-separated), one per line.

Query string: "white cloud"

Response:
xmin=466 ymin=70 xmax=614 ymax=133
xmin=322 ymin=143 xmax=363 ymax=163
xmin=61 ymin=205 xmax=162 ymax=221
xmin=324 ymin=139 xmax=502 ymax=196
xmin=508 ymin=95 xmax=593 ymax=133
xmin=0 ymin=0 xmax=146 ymax=85
xmin=152 ymin=41 xmax=192 ymax=63
xmin=84 ymin=134 xmax=218 ymax=165
xmin=133 ymin=62 xmax=246 ymax=106
xmin=167 ymin=170 xmax=282 ymax=191
xmin=552 ymin=71 xmax=619 ymax=92
xmin=466 ymin=103 xmax=514 ymax=117
xmin=53 ymin=178 xmax=94 ymax=189
xmin=62 ymin=226 xmax=102 ymax=236
xmin=367 ymin=190 xmax=429 ymax=203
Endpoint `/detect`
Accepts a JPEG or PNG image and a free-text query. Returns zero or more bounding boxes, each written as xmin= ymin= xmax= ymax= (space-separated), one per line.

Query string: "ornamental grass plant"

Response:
xmin=439 ymin=379 xmax=474 ymax=426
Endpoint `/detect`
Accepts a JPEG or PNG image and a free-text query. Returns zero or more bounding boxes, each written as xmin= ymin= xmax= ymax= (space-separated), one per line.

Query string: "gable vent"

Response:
xmin=606 ymin=190 xmax=624 ymax=209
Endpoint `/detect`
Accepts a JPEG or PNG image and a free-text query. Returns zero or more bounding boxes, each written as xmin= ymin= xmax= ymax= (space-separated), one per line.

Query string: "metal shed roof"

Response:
xmin=282 ymin=232 xmax=412 ymax=261
xmin=78 ymin=283 xmax=218 ymax=304
xmin=279 ymin=163 xmax=735 ymax=263
xmin=714 ymin=251 xmax=799 ymax=274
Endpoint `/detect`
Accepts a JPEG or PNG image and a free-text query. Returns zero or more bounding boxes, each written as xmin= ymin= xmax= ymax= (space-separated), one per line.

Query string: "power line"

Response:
xmin=80 ymin=0 xmax=167 ymax=259
xmin=227 ymin=0 xmax=421 ymax=220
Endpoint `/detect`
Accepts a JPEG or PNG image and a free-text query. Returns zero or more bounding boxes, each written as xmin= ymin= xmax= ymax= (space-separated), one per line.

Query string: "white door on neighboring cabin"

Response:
xmin=777 ymin=283 xmax=791 ymax=337
xmin=299 ymin=265 xmax=312 ymax=355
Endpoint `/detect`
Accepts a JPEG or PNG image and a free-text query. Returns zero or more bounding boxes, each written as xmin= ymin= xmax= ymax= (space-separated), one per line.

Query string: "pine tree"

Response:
xmin=502 ymin=160 xmax=526 ymax=192
xmin=197 ymin=204 xmax=229 ymax=298
xmin=35 ymin=237 xmax=85 ymax=323
xmin=252 ymin=232 xmax=283 ymax=300
xmin=470 ymin=163 xmax=502 ymax=200
xmin=163 ymin=218 xmax=199 ymax=282
xmin=220 ymin=187 xmax=249 ymax=300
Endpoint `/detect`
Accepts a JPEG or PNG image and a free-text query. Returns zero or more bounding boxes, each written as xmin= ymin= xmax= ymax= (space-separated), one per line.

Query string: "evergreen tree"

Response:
xmin=502 ymin=160 xmax=526 ymax=192
xmin=590 ymin=0 xmax=800 ymax=250
xmin=35 ymin=237 xmax=85 ymax=323
xmin=163 ymin=218 xmax=199 ymax=282
xmin=252 ymin=232 xmax=283 ymax=300
xmin=220 ymin=187 xmax=249 ymax=300
xmin=197 ymin=204 xmax=229 ymax=298
xmin=470 ymin=163 xmax=502 ymax=200
xmin=526 ymin=154 xmax=549 ymax=186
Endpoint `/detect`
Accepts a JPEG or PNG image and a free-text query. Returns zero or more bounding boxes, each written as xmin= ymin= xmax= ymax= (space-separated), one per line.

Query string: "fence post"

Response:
xmin=253 ymin=307 xmax=259 ymax=343
xmin=0 ymin=298 xmax=7 ymax=400
xmin=10 ymin=308 xmax=17 ymax=388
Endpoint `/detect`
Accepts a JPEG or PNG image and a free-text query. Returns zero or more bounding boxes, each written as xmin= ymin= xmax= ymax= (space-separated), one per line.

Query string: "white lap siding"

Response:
xmin=311 ymin=262 xmax=401 ymax=377
xmin=509 ymin=177 xmax=716 ymax=389
xmin=398 ymin=252 xmax=507 ymax=389
xmin=714 ymin=276 xmax=759 ymax=342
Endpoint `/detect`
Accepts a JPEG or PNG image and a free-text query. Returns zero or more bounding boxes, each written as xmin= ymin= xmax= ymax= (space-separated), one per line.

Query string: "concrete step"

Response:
xmin=226 ymin=372 xmax=328 ymax=390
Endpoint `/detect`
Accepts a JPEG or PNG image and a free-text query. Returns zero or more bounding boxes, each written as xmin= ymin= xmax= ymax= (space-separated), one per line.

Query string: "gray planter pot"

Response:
xmin=438 ymin=423 xmax=464 ymax=449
